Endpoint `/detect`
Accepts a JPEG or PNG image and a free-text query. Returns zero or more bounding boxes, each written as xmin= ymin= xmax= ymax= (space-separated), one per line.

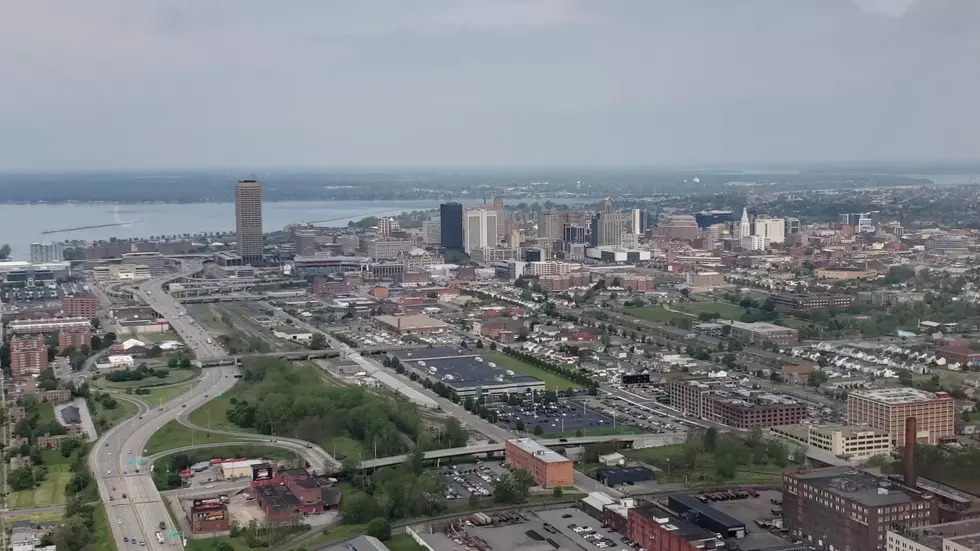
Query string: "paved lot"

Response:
xmin=701 ymin=490 xmax=787 ymax=549
xmin=536 ymin=507 xmax=624 ymax=550
xmin=56 ymin=398 xmax=98 ymax=442
xmin=494 ymin=400 xmax=620 ymax=433
xmin=435 ymin=461 xmax=509 ymax=500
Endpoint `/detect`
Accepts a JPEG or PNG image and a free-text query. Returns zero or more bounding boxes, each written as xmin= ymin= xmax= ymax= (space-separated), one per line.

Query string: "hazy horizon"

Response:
xmin=3 ymin=1 xmax=978 ymax=171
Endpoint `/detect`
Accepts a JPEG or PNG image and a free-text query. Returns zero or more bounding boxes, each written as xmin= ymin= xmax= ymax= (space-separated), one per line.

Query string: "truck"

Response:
xmin=206 ymin=338 xmax=212 ymax=344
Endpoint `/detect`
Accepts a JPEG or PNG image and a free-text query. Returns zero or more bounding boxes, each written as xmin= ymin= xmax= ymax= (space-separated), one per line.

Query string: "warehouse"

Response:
xmin=219 ymin=459 xmax=267 ymax=480
xmin=595 ymin=466 xmax=654 ymax=487
xmin=668 ymin=493 xmax=745 ymax=538
xmin=580 ymin=491 xmax=617 ymax=521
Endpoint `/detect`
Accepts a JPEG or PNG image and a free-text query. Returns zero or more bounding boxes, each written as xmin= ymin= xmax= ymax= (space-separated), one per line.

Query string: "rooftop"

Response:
xmin=508 ymin=438 xmax=570 ymax=464
xmin=418 ymin=355 xmax=540 ymax=391
xmin=851 ymin=388 xmax=952 ymax=404
xmin=900 ymin=518 xmax=980 ymax=551
xmin=632 ymin=504 xmax=718 ymax=543
xmin=788 ymin=467 xmax=926 ymax=507
xmin=375 ymin=314 xmax=448 ymax=331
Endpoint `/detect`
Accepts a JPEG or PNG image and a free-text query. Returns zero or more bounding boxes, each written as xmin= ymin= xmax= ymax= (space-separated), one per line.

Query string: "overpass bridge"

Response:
xmin=355 ymin=433 xmax=681 ymax=469
xmin=197 ymin=344 xmax=434 ymax=366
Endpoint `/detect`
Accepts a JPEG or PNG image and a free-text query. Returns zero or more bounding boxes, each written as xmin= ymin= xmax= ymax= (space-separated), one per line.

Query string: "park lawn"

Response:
xmin=139 ymin=331 xmax=182 ymax=342
xmin=91 ymin=397 xmax=139 ymax=430
xmin=91 ymin=504 xmax=119 ymax=551
xmin=2 ymin=509 xmax=64 ymax=526
xmin=8 ymin=464 xmax=72 ymax=509
xmin=38 ymin=401 xmax=57 ymax=425
xmin=484 ymin=352 xmax=583 ymax=391
xmin=145 ymin=420 xmax=237 ymax=454
xmin=187 ymin=391 xmax=258 ymax=435
xmin=628 ymin=306 xmax=692 ymax=323
xmin=102 ymin=368 xmax=199 ymax=390
xmin=678 ymin=301 xmax=748 ymax=320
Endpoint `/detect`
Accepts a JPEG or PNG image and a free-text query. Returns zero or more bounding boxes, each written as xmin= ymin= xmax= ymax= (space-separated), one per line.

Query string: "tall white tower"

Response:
xmin=738 ymin=207 xmax=751 ymax=240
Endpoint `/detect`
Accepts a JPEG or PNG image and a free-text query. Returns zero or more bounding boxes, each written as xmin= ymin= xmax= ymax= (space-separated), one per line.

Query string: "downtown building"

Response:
xmin=846 ymin=388 xmax=954 ymax=446
xmin=235 ymin=179 xmax=264 ymax=265
xmin=464 ymin=208 xmax=498 ymax=254
xmin=439 ymin=203 xmax=464 ymax=251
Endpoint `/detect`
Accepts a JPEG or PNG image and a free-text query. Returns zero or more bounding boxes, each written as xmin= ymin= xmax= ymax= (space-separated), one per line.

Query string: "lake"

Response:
xmin=0 ymin=199 xmax=490 ymax=260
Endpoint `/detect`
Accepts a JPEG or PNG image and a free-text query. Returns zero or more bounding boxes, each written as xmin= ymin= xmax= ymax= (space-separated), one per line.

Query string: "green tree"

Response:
xmin=552 ymin=486 xmax=564 ymax=498
xmin=90 ymin=335 xmax=102 ymax=350
xmin=0 ymin=244 xmax=10 ymax=260
xmin=533 ymin=425 xmax=544 ymax=436
xmin=7 ymin=468 xmax=35 ymax=491
xmin=341 ymin=491 xmax=378 ymax=524
xmin=366 ymin=517 xmax=392 ymax=541
xmin=310 ymin=333 xmax=327 ymax=350
xmin=180 ymin=357 xmax=191 ymax=368
xmin=703 ymin=427 xmax=718 ymax=452
xmin=167 ymin=356 xmax=179 ymax=368
xmin=511 ymin=469 xmax=535 ymax=498
xmin=51 ymin=514 xmax=92 ymax=551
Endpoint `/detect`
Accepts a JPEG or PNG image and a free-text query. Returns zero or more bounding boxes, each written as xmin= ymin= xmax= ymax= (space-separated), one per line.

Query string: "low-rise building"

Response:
xmin=272 ymin=327 xmax=314 ymax=343
xmin=770 ymin=424 xmax=892 ymax=460
xmin=814 ymin=267 xmax=877 ymax=280
xmin=726 ymin=320 xmax=798 ymax=346
xmin=374 ymin=313 xmax=448 ymax=334
xmin=504 ymin=438 xmax=573 ymax=489
xmin=669 ymin=379 xmax=806 ymax=429
xmin=772 ymin=293 xmax=856 ymax=313
xmin=43 ymin=389 xmax=71 ymax=405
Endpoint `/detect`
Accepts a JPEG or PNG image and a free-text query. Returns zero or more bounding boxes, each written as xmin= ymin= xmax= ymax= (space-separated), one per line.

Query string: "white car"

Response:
xmin=106 ymin=470 xmax=112 ymax=475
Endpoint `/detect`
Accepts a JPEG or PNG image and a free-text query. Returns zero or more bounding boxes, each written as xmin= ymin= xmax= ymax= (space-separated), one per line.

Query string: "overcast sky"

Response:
xmin=1 ymin=0 xmax=978 ymax=170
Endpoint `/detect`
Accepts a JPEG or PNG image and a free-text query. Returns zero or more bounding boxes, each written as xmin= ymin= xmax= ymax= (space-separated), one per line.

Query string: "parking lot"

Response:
xmin=536 ymin=507 xmax=631 ymax=550
xmin=705 ymin=489 xmax=787 ymax=549
xmin=493 ymin=400 xmax=621 ymax=433
xmin=588 ymin=397 xmax=689 ymax=435
xmin=436 ymin=461 xmax=509 ymax=501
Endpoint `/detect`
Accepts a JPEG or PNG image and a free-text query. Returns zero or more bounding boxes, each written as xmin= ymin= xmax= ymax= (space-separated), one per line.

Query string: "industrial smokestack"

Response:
xmin=904 ymin=416 xmax=917 ymax=488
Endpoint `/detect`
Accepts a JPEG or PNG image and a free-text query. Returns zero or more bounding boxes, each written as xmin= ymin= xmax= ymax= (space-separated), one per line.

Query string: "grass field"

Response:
xmin=91 ymin=397 xmax=139 ymax=430
xmin=8 ymin=463 xmax=72 ymax=509
xmin=387 ymin=534 xmax=426 ymax=551
xmin=2 ymin=509 xmax=64 ymax=526
xmin=91 ymin=504 xmax=119 ymax=551
xmin=624 ymin=444 xmax=793 ymax=487
xmin=138 ymin=331 xmax=182 ymax=342
xmin=141 ymin=381 xmax=199 ymax=406
xmin=484 ymin=352 xmax=582 ymax=390
xmin=329 ymin=436 xmax=367 ymax=461
xmin=145 ymin=419 xmax=238 ymax=454
xmin=678 ymin=301 xmax=748 ymax=320
xmin=38 ymin=401 xmax=57 ymax=425
xmin=188 ymin=304 xmax=232 ymax=334
xmin=101 ymin=368 xmax=199 ymax=390
xmin=628 ymin=306 xmax=692 ymax=323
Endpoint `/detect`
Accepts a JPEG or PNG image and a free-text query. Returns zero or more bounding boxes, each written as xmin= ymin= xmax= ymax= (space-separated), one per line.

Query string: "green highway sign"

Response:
xmin=216 ymin=392 xmax=222 ymax=397
xmin=170 ymin=531 xmax=179 ymax=537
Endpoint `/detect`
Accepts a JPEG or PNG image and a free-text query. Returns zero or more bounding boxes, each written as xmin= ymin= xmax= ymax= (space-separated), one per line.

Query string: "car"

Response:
xmin=562 ymin=514 xmax=573 ymax=519
xmin=117 ymin=519 xmax=122 ymax=524
xmin=104 ymin=442 xmax=109 ymax=447
xmin=122 ymin=493 xmax=127 ymax=498
xmin=140 ymin=541 xmax=145 ymax=547
xmin=106 ymin=470 xmax=111 ymax=475
xmin=124 ymin=538 xmax=129 ymax=543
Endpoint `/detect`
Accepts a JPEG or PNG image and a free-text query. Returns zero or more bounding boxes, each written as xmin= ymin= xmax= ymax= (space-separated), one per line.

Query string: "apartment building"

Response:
xmin=772 ymin=293 xmax=857 ymax=313
xmin=847 ymin=389 xmax=954 ymax=446
xmin=11 ymin=335 xmax=47 ymax=377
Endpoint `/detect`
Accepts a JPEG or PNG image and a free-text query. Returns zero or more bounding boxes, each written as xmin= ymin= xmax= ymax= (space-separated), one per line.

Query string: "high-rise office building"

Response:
xmin=590 ymin=212 xmax=630 ymax=247
xmin=30 ymin=242 xmax=64 ymax=263
xmin=737 ymin=207 xmax=751 ymax=240
xmin=235 ymin=180 xmax=264 ymax=264
xmin=464 ymin=209 xmax=497 ymax=254
xmin=537 ymin=211 xmax=565 ymax=240
xmin=601 ymin=198 xmax=614 ymax=214
xmin=439 ymin=203 xmax=464 ymax=251
xmin=754 ymin=217 xmax=785 ymax=245
xmin=492 ymin=197 xmax=507 ymax=239
xmin=785 ymin=217 xmax=801 ymax=236
xmin=562 ymin=224 xmax=587 ymax=244
xmin=293 ymin=227 xmax=317 ymax=256
xmin=422 ymin=218 xmax=441 ymax=245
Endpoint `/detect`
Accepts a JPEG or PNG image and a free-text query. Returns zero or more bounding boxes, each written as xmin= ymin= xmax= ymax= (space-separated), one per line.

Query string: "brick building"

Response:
xmin=58 ymin=328 xmax=91 ymax=354
xmin=61 ymin=295 xmax=98 ymax=318
xmin=10 ymin=335 xmax=47 ymax=377
xmin=847 ymin=388 xmax=955 ymax=446
xmin=43 ymin=389 xmax=71 ymax=405
xmin=628 ymin=502 xmax=724 ymax=551
xmin=249 ymin=464 xmax=343 ymax=523
xmin=726 ymin=320 xmax=799 ymax=346
xmin=188 ymin=497 xmax=231 ymax=533
xmin=783 ymin=467 xmax=937 ymax=551
xmin=504 ymin=438 xmax=573 ymax=489
xmin=668 ymin=379 xmax=806 ymax=429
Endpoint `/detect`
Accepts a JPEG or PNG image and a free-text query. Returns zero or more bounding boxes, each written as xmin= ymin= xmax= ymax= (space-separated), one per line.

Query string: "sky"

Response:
xmin=1 ymin=0 xmax=978 ymax=170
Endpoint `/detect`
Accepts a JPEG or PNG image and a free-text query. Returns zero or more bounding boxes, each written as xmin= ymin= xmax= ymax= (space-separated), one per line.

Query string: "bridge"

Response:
xmin=178 ymin=293 xmax=265 ymax=303
xmin=197 ymin=344 xmax=433 ymax=366
xmin=355 ymin=433 xmax=681 ymax=469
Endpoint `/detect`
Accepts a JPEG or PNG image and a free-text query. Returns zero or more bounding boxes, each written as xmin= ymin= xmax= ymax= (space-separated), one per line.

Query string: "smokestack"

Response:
xmin=904 ymin=416 xmax=917 ymax=488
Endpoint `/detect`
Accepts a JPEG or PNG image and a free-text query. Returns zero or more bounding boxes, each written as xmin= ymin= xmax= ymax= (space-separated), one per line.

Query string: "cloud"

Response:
xmin=0 ymin=0 xmax=977 ymax=170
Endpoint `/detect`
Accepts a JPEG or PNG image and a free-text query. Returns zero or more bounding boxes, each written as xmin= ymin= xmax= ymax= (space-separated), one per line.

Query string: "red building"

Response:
xmin=187 ymin=496 xmax=230 ymax=533
xmin=11 ymin=335 xmax=47 ymax=377
xmin=628 ymin=503 xmax=723 ymax=551
xmin=61 ymin=295 xmax=98 ymax=318
xmin=249 ymin=464 xmax=342 ymax=523
xmin=58 ymin=328 xmax=91 ymax=354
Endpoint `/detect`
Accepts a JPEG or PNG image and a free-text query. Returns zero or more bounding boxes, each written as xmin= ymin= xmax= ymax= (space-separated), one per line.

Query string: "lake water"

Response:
xmin=0 ymin=199 xmax=491 ymax=260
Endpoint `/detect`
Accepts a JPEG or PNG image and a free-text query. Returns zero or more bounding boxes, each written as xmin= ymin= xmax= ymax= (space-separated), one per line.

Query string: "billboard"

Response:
xmin=192 ymin=497 xmax=223 ymax=510
xmin=197 ymin=510 xmax=226 ymax=522
xmin=252 ymin=465 xmax=273 ymax=481
xmin=621 ymin=373 xmax=650 ymax=385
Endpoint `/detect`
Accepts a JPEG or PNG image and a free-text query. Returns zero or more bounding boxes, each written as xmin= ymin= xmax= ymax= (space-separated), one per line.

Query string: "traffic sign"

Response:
xmin=169 ymin=531 xmax=179 ymax=538
xmin=127 ymin=460 xmax=133 ymax=465
xmin=216 ymin=392 xmax=222 ymax=397
xmin=138 ymin=459 xmax=145 ymax=464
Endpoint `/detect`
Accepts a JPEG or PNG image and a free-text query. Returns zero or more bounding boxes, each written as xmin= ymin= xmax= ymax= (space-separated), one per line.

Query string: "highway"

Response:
xmin=90 ymin=260 xmax=238 ymax=550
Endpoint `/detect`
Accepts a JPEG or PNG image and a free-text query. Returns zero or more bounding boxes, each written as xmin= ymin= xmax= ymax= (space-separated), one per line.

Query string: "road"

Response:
xmin=90 ymin=260 xmax=238 ymax=550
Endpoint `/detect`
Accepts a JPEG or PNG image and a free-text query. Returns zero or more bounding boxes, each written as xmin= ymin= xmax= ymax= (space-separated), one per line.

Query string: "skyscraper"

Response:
xmin=464 ymin=208 xmax=498 ymax=254
xmin=439 ymin=202 xmax=464 ymax=251
xmin=590 ymin=212 xmax=630 ymax=247
xmin=537 ymin=211 xmax=565 ymax=240
xmin=738 ymin=207 xmax=751 ymax=240
xmin=492 ymin=196 xmax=507 ymax=239
xmin=235 ymin=179 xmax=264 ymax=264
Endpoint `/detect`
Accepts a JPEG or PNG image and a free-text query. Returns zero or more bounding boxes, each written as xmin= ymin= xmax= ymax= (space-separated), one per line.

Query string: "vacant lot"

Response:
xmin=145 ymin=419 xmax=237 ymax=453
xmin=8 ymin=463 xmax=72 ymax=509
xmin=102 ymin=368 xmax=199 ymax=390
xmin=484 ymin=352 xmax=582 ymax=390
xmin=625 ymin=444 xmax=794 ymax=487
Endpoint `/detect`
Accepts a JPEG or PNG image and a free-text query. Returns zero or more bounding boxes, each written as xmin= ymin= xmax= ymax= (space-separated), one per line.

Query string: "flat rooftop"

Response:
xmin=789 ymin=467 xmax=924 ymax=507
xmin=632 ymin=504 xmax=718 ymax=543
xmin=508 ymin=438 xmax=570 ymax=464
xmin=902 ymin=518 xmax=980 ymax=551
xmin=417 ymin=355 xmax=540 ymax=391
xmin=393 ymin=347 xmax=479 ymax=361
xmin=852 ymin=388 xmax=950 ymax=404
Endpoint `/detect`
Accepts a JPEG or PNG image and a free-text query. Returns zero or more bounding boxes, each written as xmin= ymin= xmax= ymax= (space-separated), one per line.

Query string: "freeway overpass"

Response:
xmin=197 ymin=344 xmax=434 ymax=366
xmin=355 ymin=433 xmax=682 ymax=469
